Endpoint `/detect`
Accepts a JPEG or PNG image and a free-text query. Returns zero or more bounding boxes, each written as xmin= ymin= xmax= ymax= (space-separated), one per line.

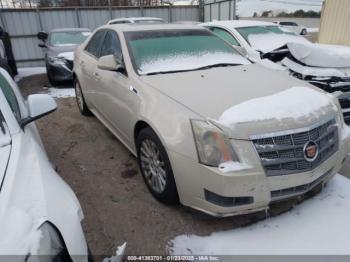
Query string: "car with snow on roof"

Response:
xmin=73 ymin=23 xmax=350 ymax=217
xmin=200 ymin=20 xmax=350 ymax=124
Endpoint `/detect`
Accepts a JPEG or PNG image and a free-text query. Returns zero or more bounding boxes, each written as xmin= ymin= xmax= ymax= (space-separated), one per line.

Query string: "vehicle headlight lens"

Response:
xmin=48 ymin=56 xmax=66 ymax=65
xmin=191 ymin=120 xmax=239 ymax=166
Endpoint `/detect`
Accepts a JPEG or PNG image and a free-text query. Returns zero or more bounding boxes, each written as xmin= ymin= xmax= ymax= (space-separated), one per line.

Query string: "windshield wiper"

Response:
xmin=193 ymin=63 xmax=242 ymax=71
xmin=143 ymin=63 xmax=242 ymax=76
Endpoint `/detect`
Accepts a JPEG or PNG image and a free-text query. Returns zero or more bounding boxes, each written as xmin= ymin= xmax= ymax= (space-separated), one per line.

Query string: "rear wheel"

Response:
xmin=136 ymin=127 xmax=179 ymax=204
xmin=74 ymin=78 xmax=92 ymax=116
xmin=301 ymin=28 xmax=307 ymax=35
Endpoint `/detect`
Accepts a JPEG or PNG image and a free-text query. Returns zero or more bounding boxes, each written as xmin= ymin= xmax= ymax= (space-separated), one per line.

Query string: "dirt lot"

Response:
xmin=18 ymin=74 xmax=350 ymax=258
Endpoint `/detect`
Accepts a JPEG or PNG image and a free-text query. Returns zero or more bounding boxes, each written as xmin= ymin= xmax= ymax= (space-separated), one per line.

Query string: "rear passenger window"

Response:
xmin=209 ymin=27 xmax=240 ymax=46
xmin=99 ymin=31 xmax=122 ymax=58
xmin=85 ymin=30 xmax=106 ymax=58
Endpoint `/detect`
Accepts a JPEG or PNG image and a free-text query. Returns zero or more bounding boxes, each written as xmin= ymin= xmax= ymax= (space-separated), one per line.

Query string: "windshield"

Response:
xmin=236 ymin=26 xmax=309 ymax=53
xmin=125 ymin=29 xmax=249 ymax=75
xmin=49 ymin=31 xmax=91 ymax=46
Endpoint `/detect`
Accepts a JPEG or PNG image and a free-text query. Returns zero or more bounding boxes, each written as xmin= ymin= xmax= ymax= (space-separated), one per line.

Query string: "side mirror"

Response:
xmin=38 ymin=43 xmax=47 ymax=48
xmin=97 ymin=54 xmax=125 ymax=72
xmin=21 ymin=94 xmax=57 ymax=127
xmin=37 ymin=31 xmax=48 ymax=41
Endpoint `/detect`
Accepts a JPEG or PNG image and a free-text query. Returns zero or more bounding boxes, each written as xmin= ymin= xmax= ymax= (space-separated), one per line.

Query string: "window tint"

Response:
xmin=0 ymin=73 xmax=20 ymax=120
xmin=280 ymin=22 xmax=297 ymax=26
xmin=100 ymin=31 xmax=122 ymax=58
xmin=209 ymin=27 xmax=240 ymax=46
xmin=85 ymin=30 xmax=106 ymax=58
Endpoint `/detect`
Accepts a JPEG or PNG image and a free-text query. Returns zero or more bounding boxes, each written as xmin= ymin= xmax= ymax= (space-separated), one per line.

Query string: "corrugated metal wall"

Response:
xmin=0 ymin=6 xmax=200 ymax=67
xmin=203 ymin=0 xmax=236 ymax=22
xmin=318 ymin=0 xmax=350 ymax=46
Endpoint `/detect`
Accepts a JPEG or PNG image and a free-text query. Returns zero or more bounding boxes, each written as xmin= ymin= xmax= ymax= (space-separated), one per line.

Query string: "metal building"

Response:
xmin=318 ymin=0 xmax=350 ymax=46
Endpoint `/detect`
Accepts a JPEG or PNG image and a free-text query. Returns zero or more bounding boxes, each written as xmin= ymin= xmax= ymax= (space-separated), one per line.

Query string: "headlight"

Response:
xmin=48 ymin=56 xmax=66 ymax=65
xmin=191 ymin=119 xmax=239 ymax=166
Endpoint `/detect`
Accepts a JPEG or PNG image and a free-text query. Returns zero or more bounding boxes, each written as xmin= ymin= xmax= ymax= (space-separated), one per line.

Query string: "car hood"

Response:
xmin=140 ymin=64 xmax=339 ymax=139
xmin=0 ymin=125 xmax=85 ymax=257
xmin=287 ymin=42 xmax=350 ymax=68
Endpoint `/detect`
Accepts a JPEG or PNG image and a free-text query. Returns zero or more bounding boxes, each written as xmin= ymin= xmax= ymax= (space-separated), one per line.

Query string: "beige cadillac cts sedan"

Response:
xmin=73 ymin=24 xmax=350 ymax=217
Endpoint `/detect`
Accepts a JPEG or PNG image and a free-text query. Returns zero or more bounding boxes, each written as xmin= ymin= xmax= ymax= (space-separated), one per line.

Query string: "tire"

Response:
xmin=74 ymin=78 xmax=92 ymax=116
xmin=0 ymin=59 xmax=14 ymax=78
xmin=301 ymin=29 xmax=307 ymax=35
xmin=136 ymin=127 xmax=179 ymax=204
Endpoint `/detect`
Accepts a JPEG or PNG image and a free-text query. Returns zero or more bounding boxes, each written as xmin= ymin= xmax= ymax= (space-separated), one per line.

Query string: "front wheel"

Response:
xmin=74 ymin=78 xmax=92 ymax=116
xmin=301 ymin=29 xmax=307 ymax=35
xmin=136 ymin=127 xmax=179 ymax=204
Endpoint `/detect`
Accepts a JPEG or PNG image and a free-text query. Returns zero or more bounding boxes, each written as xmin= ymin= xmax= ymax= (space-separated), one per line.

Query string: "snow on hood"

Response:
xmin=248 ymin=32 xmax=309 ymax=54
xmin=58 ymin=51 xmax=74 ymax=61
xmin=287 ymin=42 xmax=350 ymax=68
xmin=138 ymin=51 xmax=249 ymax=75
xmin=219 ymin=86 xmax=337 ymax=126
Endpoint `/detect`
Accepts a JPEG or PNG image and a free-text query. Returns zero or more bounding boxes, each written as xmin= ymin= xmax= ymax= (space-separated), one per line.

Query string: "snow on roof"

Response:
xmin=201 ymin=20 xmax=276 ymax=29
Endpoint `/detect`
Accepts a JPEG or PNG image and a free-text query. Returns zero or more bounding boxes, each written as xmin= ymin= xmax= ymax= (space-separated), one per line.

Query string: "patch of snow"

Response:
xmin=219 ymin=86 xmax=337 ymax=125
xmin=168 ymin=174 xmax=350 ymax=255
xmin=58 ymin=51 xmax=74 ymax=61
xmin=307 ymin=27 xmax=319 ymax=33
xmin=138 ymin=51 xmax=249 ymax=75
xmin=237 ymin=0 xmax=322 ymax=17
xmin=15 ymin=67 xmax=46 ymax=82
xmin=48 ymin=88 xmax=75 ymax=98
xmin=218 ymin=161 xmax=252 ymax=173
xmin=103 ymin=242 xmax=127 ymax=262
xmin=341 ymin=124 xmax=350 ymax=141
xmin=287 ymin=42 xmax=350 ymax=68
xmin=254 ymin=58 xmax=288 ymax=71
xmin=247 ymin=32 xmax=309 ymax=53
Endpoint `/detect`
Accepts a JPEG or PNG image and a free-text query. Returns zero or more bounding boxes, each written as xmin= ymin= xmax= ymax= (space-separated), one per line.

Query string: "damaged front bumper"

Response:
xmin=281 ymin=57 xmax=350 ymax=124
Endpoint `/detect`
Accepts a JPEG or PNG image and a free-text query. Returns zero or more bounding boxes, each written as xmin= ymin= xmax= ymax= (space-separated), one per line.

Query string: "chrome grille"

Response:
xmin=252 ymin=119 xmax=339 ymax=176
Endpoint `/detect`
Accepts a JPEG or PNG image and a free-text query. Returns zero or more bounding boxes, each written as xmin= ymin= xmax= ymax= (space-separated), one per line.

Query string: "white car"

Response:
xmin=107 ymin=17 xmax=164 ymax=25
xmin=200 ymin=20 xmax=350 ymax=124
xmin=0 ymin=68 xmax=88 ymax=261
xmin=274 ymin=21 xmax=307 ymax=35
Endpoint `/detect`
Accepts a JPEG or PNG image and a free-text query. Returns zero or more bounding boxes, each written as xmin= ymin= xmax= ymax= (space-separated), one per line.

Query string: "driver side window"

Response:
xmin=100 ymin=30 xmax=122 ymax=58
xmin=0 ymin=73 xmax=21 ymax=120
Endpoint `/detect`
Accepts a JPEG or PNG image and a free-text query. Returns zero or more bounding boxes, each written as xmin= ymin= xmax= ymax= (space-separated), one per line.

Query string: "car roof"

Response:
xmin=50 ymin=28 xmax=91 ymax=33
xmin=101 ymin=23 xmax=203 ymax=32
xmin=201 ymin=20 xmax=277 ymax=28
xmin=108 ymin=17 xmax=164 ymax=23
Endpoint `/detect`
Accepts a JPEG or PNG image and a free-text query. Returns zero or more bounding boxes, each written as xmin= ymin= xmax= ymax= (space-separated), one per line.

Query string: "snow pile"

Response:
xmin=307 ymin=27 xmax=319 ymax=33
xmin=103 ymin=242 xmax=127 ymax=262
xmin=138 ymin=51 xmax=249 ymax=75
xmin=15 ymin=67 xmax=46 ymax=82
xmin=248 ymin=32 xmax=309 ymax=53
xmin=219 ymin=86 xmax=337 ymax=125
xmin=218 ymin=161 xmax=252 ymax=173
xmin=48 ymin=88 xmax=75 ymax=98
xmin=168 ymin=174 xmax=350 ymax=255
xmin=58 ymin=51 xmax=74 ymax=61
xmin=287 ymin=42 xmax=350 ymax=68
xmin=237 ymin=0 xmax=322 ymax=17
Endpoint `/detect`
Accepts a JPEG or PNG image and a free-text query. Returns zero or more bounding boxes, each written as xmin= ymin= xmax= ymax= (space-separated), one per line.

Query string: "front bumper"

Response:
xmin=47 ymin=59 xmax=74 ymax=82
xmin=169 ymin=127 xmax=350 ymax=217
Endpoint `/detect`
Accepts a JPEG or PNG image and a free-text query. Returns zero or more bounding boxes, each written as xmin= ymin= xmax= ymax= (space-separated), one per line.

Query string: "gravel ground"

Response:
xmin=18 ymin=74 xmax=350 ymax=258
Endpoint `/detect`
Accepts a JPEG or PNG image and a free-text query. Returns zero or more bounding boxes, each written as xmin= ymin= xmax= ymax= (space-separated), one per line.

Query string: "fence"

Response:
xmin=203 ymin=0 xmax=236 ymax=22
xmin=0 ymin=5 xmax=200 ymax=67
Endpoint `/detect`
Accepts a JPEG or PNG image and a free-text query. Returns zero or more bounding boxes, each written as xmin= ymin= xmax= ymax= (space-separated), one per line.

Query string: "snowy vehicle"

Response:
xmin=0 ymin=68 xmax=88 ymax=261
xmin=200 ymin=20 xmax=350 ymax=124
xmin=74 ymin=23 xmax=350 ymax=217
xmin=37 ymin=28 xmax=91 ymax=86
xmin=274 ymin=21 xmax=307 ymax=35
xmin=107 ymin=17 xmax=165 ymax=25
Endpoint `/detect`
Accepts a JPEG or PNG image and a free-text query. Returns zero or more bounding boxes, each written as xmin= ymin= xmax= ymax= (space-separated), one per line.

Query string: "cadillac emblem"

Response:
xmin=303 ymin=141 xmax=318 ymax=162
